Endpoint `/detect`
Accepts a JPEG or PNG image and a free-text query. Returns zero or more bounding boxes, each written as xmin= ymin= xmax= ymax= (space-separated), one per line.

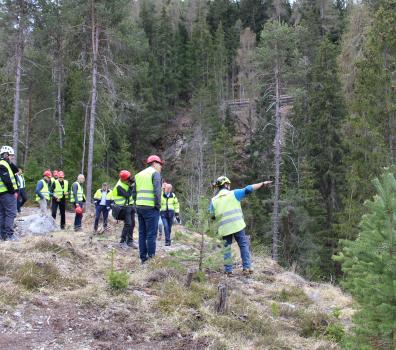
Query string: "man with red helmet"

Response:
xmin=112 ymin=170 xmax=137 ymax=249
xmin=51 ymin=171 xmax=68 ymax=229
xmin=134 ymin=155 xmax=163 ymax=263
xmin=35 ymin=170 xmax=52 ymax=216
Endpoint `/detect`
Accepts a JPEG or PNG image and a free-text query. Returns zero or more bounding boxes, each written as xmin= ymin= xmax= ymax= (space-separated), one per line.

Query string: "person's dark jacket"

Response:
xmin=0 ymin=158 xmax=17 ymax=195
xmin=116 ymin=181 xmax=136 ymax=206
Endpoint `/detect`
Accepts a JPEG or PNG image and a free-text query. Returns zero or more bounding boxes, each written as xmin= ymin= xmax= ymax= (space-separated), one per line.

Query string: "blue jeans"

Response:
xmin=137 ymin=208 xmax=159 ymax=263
xmin=223 ymin=229 xmax=251 ymax=273
xmin=94 ymin=205 xmax=109 ymax=230
xmin=160 ymin=210 xmax=174 ymax=243
xmin=74 ymin=202 xmax=83 ymax=229
xmin=0 ymin=193 xmax=17 ymax=239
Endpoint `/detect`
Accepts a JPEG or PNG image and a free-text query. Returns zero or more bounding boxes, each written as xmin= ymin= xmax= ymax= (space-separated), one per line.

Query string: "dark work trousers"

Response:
xmin=160 ymin=210 xmax=174 ymax=244
xmin=94 ymin=205 xmax=109 ymax=230
xmin=74 ymin=202 xmax=83 ymax=230
xmin=17 ymin=188 xmax=27 ymax=213
xmin=137 ymin=207 xmax=159 ymax=263
xmin=52 ymin=198 xmax=66 ymax=229
xmin=120 ymin=206 xmax=135 ymax=244
xmin=0 ymin=193 xmax=17 ymax=239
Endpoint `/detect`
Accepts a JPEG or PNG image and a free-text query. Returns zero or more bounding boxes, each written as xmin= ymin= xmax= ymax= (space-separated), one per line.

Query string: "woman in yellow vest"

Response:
xmin=160 ymin=183 xmax=180 ymax=246
xmin=35 ymin=170 xmax=52 ymax=216
xmin=93 ymin=182 xmax=112 ymax=233
xmin=112 ymin=170 xmax=137 ymax=249
xmin=51 ymin=171 xmax=68 ymax=229
xmin=210 ymin=176 xmax=272 ymax=276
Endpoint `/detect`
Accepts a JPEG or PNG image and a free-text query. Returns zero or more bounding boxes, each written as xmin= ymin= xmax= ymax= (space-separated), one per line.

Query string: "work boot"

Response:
xmin=165 ymin=241 xmax=171 ymax=247
xmin=127 ymin=240 xmax=138 ymax=249
xmin=224 ymin=271 xmax=233 ymax=277
xmin=242 ymin=268 xmax=254 ymax=276
xmin=119 ymin=242 xmax=129 ymax=250
xmin=157 ymin=234 xmax=162 ymax=241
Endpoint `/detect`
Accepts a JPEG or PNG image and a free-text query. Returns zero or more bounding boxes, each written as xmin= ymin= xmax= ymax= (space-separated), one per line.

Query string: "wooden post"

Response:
xmin=216 ymin=283 xmax=227 ymax=314
xmin=185 ymin=268 xmax=194 ymax=288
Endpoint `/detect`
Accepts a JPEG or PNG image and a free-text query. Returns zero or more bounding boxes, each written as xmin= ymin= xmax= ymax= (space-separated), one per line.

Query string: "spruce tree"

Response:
xmin=334 ymin=170 xmax=396 ymax=349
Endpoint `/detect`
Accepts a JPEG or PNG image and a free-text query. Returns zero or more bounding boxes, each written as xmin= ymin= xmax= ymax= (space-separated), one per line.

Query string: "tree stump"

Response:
xmin=216 ymin=283 xmax=227 ymax=314
xmin=185 ymin=268 xmax=194 ymax=287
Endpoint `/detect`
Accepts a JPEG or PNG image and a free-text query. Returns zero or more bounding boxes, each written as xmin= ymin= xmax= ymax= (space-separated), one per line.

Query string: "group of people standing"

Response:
xmin=1 ymin=143 xmax=274 ymax=275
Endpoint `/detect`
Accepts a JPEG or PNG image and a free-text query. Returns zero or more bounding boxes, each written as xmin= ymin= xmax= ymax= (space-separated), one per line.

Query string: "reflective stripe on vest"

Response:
xmin=112 ymin=180 xmax=133 ymax=205
xmin=0 ymin=160 xmax=18 ymax=193
xmin=212 ymin=189 xmax=246 ymax=237
xmin=70 ymin=182 xmax=84 ymax=203
xmin=35 ymin=179 xmax=50 ymax=201
xmin=135 ymin=167 xmax=156 ymax=207
xmin=53 ymin=179 xmax=68 ymax=199
xmin=17 ymin=174 xmax=25 ymax=188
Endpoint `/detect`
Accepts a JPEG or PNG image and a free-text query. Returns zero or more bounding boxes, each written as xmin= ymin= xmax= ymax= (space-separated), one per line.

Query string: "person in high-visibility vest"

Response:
xmin=134 ymin=155 xmax=163 ymax=263
xmin=0 ymin=145 xmax=18 ymax=241
xmin=16 ymin=167 xmax=27 ymax=213
xmin=210 ymin=176 xmax=272 ymax=276
xmin=50 ymin=170 xmax=59 ymax=191
xmin=157 ymin=182 xmax=167 ymax=241
xmin=51 ymin=171 xmax=68 ymax=229
xmin=35 ymin=170 xmax=52 ymax=216
xmin=70 ymin=174 xmax=85 ymax=231
xmin=113 ymin=170 xmax=138 ymax=249
xmin=93 ymin=182 xmax=112 ymax=233
xmin=160 ymin=183 xmax=180 ymax=246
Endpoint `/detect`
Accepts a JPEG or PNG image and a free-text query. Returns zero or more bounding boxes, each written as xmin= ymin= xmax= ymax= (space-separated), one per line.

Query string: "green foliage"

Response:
xmin=106 ymin=249 xmax=129 ymax=292
xmin=334 ymin=171 xmax=396 ymax=349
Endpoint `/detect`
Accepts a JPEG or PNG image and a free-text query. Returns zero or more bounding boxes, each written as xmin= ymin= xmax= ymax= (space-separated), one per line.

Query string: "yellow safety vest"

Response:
xmin=35 ymin=179 xmax=50 ymax=201
xmin=53 ymin=179 xmax=69 ymax=199
xmin=160 ymin=192 xmax=179 ymax=213
xmin=0 ymin=160 xmax=18 ymax=194
xmin=70 ymin=182 xmax=84 ymax=203
xmin=112 ymin=180 xmax=134 ymax=206
xmin=135 ymin=167 xmax=156 ymax=207
xmin=212 ymin=189 xmax=246 ymax=237
xmin=94 ymin=188 xmax=112 ymax=202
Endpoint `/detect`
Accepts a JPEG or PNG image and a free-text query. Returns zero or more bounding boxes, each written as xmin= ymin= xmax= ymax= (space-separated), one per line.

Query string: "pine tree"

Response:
xmin=334 ymin=170 xmax=396 ymax=349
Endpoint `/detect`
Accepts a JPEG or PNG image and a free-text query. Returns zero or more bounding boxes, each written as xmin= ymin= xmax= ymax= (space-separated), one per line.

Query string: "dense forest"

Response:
xmin=1 ymin=0 xmax=396 ymax=346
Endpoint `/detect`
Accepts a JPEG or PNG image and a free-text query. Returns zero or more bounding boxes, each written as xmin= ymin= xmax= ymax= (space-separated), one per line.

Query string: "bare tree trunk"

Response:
xmin=82 ymin=102 xmax=89 ymax=174
xmin=13 ymin=30 xmax=24 ymax=162
xmin=86 ymin=2 xmax=99 ymax=208
xmin=271 ymin=59 xmax=281 ymax=262
xmin=56 ymin=53 xmax=64 ymax=167
xmin=23 ymin=88 xmax=32 ymax=168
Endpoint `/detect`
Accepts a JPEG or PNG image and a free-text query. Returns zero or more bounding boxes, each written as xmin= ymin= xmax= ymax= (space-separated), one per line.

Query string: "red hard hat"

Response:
xmin=75 ymin=206 xmax=83 ymax=215
xmin=58 ymin=171 xmax=64 ymax=178
xmin=53 ymin=170 xmax=59 ymax=177
xmin=146 ymin=155 xmax=163 ymax=165
xmin=119 ymin=170 xmax=131 ymax=181
xmin=43 ymin=170 xmax=52 ymax=178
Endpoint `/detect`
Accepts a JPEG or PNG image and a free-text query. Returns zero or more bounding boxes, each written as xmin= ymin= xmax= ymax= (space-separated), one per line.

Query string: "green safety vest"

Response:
xmin=70 ymin=182 xmax=84 ymax=203
xmin=212 ymin=189 xmax=246 ymax=237
xmin=0 ymin=160 xmax=18 ymax=194
xmin=112 ymin=180 xmax=133 ymax=206
xmin=160 ymin=192 xmax=179 ymax=213
xmin=35 ymin=179 xmax=50 ymax=201
xmin=135 ymin=167 xmax=156 ymax=207
xmin=53 ymin=179 xmax=69 ymax=199
xmin=94 ymin=188 xmax=112 ymax=202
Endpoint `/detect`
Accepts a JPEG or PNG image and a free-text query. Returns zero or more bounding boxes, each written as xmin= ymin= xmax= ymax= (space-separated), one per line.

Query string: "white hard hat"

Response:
xmin=0 ymin=145 xmax=15 ymax=155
